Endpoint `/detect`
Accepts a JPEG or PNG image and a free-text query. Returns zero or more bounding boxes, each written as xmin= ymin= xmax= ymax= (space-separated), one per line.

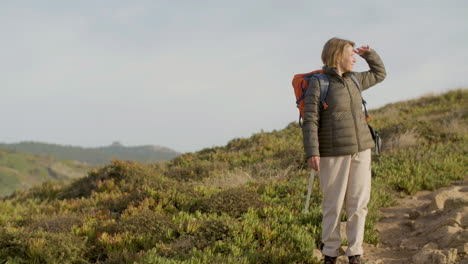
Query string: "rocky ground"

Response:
xmin=314 ymin=177 xmax=468 ymax=264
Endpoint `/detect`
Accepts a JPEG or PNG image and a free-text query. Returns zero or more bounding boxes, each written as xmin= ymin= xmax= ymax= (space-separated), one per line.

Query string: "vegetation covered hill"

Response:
xmin=0 ymin=149 xmax=91 ymax=197
xmin=0 ymin=89 xmax=466 ymax=263
xmin=0 ymin=141 xmax=180 ymax=165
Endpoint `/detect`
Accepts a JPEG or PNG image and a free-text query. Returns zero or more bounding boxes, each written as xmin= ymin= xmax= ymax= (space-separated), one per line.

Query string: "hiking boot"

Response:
xmin=323 ymin=255 xmax=337 ymax=264
xmin=348 ymin=255 xmax=361 ymax=264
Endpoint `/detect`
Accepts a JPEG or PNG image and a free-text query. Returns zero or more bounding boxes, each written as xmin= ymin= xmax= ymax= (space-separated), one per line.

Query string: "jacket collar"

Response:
xmin=322 ymin=66 xmax=353 ymax=79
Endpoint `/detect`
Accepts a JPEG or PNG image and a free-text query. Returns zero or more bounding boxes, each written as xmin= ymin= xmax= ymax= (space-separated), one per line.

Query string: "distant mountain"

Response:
xmin=0 ymin=148 xmax=90 ymax=197
xmin=0 ymin=141 xmax=180 ymax=165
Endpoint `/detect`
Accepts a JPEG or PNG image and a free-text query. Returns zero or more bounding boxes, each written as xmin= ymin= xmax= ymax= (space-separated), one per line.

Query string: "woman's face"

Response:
xmin=338 ymin=45 xmax=356 ymax=73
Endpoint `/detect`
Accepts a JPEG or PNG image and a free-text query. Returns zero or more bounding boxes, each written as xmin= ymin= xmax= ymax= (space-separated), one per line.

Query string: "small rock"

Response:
xmin=432 ymin=250 xmax=448 ymax=264
xmin=336 ymin=257 xmax=348 ymax=264
xmin=423 ymin=242 xmax=439 ymax=250
xmin=442 ymin=248 xmax=457 ymax=263
xmin=412 ymin=249 xmax=431 ymax=264
xmin=339 ymin=246 xmax=346 ymax=255
xmin=447 ymin=230 xmax=468 ymax=250
xmin=413 ymin=248 xmax=458 ymax=264
xmin=401 ymin=238 xmax=419 ymax=250
xmin=449 ymin=211 xmax=464 ymax=227
xmin=445 ymin=197 xmax=468 ymax=211
xmin=432 ymin=189 xmax=452 ymax=211
xmin=430 ymin=225 xmax=463 ymax=248
xmin=409 ymin=209 xmax=421 ymax=219
xmin=403 ymin=220 xmax=414 ymax=229
xmin=459 ymin=208 xmax=468 ymax=228
xmin=431 ymin=218 xmax=461 ymax=232
xmin=312 ymin=249 xmax=322 ymax=260
xmin=412 ymin=221 xmax=425 ymax=232
xmin=430 ymin=186 xmax=466 ymax=211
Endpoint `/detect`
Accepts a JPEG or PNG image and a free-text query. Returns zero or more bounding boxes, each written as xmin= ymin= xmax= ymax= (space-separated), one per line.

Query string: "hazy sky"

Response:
xmin=1 ymin=1 xmax=467 ymax=153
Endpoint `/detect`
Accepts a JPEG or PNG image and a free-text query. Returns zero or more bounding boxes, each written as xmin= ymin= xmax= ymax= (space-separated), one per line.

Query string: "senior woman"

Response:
xmin=302 ymin=37 xmax=386 ymax=264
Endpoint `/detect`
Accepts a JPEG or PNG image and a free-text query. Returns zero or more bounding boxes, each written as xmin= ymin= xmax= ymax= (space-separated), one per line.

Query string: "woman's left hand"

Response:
xmin=354 ymin=45 xmax=371 ymax=55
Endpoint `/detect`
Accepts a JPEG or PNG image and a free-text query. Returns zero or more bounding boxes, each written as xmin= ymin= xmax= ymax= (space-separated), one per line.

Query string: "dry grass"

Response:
xmin=50 ymin=162 xmax=87 ymax=179
xmin=439 ymin=110 xmax=468 ymax=136
xmin=198 ymin=165 xmax=297 ymax=190
xmin=383 ymin=129 xmax=419 ymax=152
xmin=199 ymin=169 xmax=253 ymax=189
xmin=372 ymin=105 xmax=401 ymax=124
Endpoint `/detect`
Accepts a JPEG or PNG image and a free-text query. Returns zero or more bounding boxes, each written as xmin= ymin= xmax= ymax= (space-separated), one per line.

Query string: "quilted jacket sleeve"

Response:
xmin=302 ymin=77 xmax=321 ymax=158
xmin=354 ymin=49 xmax=387 ymax=91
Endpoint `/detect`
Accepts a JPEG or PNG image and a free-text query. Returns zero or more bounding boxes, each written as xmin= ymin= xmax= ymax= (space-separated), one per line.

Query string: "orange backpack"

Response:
xmin=292 ymin=70 xmax=329 ymax=126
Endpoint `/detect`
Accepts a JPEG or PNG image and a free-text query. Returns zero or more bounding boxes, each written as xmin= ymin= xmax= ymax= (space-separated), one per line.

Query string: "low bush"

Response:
xmin=191 ymin=187 xmax=267 ymax=218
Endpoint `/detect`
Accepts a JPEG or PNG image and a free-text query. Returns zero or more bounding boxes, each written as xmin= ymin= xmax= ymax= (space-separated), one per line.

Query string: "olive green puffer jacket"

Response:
xmin=302 ymin=49 xmax=386 ymax=158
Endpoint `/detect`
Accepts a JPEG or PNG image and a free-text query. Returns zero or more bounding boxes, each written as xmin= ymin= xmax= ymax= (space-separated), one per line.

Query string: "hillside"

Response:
xmin=0 ymin=89 xmax=466 ymax=264
xmin=0 ymin=141 xmax=180 ymax=165
xmin=0 ymin=149 xmax=91 ymax=197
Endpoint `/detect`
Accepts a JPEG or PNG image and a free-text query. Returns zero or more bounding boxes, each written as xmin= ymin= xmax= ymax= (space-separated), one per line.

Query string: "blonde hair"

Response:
xmin=321 ymin=37 xmax=355 ymax=67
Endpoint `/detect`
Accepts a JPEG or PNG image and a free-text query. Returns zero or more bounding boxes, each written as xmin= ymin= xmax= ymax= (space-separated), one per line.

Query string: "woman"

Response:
xmin=302 ymin=37 xmax=386 ymax=264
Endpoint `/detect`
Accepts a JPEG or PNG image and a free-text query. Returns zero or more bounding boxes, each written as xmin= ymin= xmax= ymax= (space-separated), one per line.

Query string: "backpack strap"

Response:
xmin=315 ymin=74 xmax=330 ymax=109
xmin=350 ymin=74 xmax=371 ymax=121
xmin=350 ymin=74 xmax=361 ymax=90
xmin=312 ymin=73 xmax=367 ymax=117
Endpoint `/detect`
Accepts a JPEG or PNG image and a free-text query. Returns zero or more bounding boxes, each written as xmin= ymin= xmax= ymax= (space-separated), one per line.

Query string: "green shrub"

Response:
xmin=0 ymin=228 xmax=88 ymax=264
xmin=27 ymin=215 xmax=82 ymax=233
xmin=59 ymin=160 xmax=150 ymax=199
xmin=0 ymin=227 xmax=28 ymax=263
xmin=120 ymin=210 xmax=174 ymax=243
xmin=191 ymin=187 xmax=266 ymax=218
xmin=165 ymin=160 xmax=229 ymax=181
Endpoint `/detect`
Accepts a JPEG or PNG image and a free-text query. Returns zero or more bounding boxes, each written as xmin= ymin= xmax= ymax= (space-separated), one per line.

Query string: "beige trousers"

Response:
xmin=318 ymin=149 xmax=371 ymax=257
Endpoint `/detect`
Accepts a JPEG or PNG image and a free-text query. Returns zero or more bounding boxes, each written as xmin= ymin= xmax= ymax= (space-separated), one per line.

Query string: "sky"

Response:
xmin=1 ymin=1 xmax=467 ymax=153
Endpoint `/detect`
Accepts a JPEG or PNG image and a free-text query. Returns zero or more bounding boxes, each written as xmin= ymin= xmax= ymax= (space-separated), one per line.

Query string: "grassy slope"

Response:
xmin=0 ymin=142 xmax=180 ymax=165
xmin=0 ymin=89 xmax=466 ymax=264
xmin=0 ymin=149 xmax=91 ymax=197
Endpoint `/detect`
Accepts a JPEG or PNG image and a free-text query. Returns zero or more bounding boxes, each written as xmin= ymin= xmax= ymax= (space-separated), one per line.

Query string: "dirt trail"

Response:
xmin=332 ymin=177 xmax=468 ymax=264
